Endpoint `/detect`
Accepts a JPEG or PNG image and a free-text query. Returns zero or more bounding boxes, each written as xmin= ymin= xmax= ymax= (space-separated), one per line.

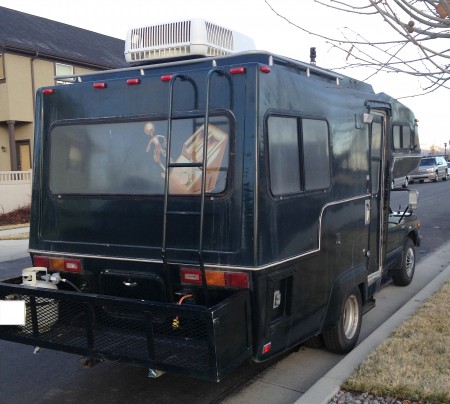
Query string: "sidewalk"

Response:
xmin=0 ymin=226 xmax=29 ymax=262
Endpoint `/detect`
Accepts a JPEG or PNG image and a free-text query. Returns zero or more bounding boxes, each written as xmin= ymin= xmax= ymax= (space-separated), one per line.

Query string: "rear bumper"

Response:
xmin=0 ymin=278 xmax=252 ymax=381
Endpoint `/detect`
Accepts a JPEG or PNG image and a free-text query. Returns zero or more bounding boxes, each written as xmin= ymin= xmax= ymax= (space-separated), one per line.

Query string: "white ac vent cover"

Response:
xmin=125 ymin=19 xmax=255 ymax=63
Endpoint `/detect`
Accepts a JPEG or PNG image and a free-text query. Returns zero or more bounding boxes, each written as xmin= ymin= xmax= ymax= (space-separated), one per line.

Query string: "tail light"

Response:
xmin=33 ymin=256 xmax=82 ymax=273
xmin=180 ymin=267 xmax=249 ymax=289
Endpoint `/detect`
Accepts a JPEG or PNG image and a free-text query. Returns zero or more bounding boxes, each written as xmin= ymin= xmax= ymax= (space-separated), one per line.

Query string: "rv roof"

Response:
xmin=124 ymin=19 xmax=256 ymax=64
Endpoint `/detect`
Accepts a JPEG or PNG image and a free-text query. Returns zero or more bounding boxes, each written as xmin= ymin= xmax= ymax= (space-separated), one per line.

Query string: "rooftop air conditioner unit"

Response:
xmin=124 ymin=18 xmax=255 ymax=64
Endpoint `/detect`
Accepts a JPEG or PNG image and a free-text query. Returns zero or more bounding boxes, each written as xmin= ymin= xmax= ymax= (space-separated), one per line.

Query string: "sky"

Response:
xmin=0 ymin=0 xmax=446 ymax=150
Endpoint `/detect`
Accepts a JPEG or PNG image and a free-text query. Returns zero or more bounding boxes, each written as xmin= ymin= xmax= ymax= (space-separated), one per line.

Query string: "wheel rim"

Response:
xmin=405 ymin=247 xmax=415 ymax=277
xmin=343 ymin=295 xmax=359 ymax=340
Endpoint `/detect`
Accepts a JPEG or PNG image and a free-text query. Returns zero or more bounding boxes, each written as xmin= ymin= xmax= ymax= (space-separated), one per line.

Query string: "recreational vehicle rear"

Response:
xmin=0 ymin=20 xmax=421 ymax=381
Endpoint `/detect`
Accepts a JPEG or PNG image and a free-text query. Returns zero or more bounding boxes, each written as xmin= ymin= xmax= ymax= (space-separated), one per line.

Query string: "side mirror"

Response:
xmin=408 ymin=189 xmax=419 ymax=211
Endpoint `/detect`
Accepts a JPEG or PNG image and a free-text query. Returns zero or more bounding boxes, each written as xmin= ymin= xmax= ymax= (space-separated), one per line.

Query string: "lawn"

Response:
xmin=342 ymin=279 xmax=450 ymax=403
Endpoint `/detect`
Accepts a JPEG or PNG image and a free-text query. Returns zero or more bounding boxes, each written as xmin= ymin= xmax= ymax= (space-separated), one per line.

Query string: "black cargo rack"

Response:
xmin=0 ymin=279 xmax=252 ymax=382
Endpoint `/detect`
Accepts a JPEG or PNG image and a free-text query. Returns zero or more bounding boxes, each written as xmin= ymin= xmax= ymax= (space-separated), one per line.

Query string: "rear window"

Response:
xmin=49 ymin=116 xmax=231 ymax=196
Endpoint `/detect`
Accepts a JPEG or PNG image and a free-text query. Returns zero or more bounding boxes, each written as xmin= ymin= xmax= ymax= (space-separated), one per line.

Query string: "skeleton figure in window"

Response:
xmin=144 ymin=122 xmax=169 ymax=174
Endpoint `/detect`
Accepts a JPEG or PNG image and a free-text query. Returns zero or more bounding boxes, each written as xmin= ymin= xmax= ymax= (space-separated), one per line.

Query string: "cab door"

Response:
xmin=367 ymin=113 xmax=386 ymax=286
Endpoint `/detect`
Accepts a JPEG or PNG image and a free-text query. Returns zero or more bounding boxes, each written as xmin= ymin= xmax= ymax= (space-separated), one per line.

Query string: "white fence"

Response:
xmin=0 ymin=171 xmax=32 ymax=214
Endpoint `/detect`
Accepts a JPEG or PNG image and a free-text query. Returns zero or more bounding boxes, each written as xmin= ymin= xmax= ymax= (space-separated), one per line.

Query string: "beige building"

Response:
xmin=0 ymin=6 xmax=126 ymax=172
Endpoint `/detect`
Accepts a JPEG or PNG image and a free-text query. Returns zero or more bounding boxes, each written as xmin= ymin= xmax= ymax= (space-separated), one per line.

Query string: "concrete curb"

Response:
xmin=295 ymin=263 xmax=450 ymax=404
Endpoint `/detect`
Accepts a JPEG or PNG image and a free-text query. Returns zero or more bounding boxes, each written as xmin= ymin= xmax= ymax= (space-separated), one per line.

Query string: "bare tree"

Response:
xmin=265 ymin=0 xmax=450 ymax=97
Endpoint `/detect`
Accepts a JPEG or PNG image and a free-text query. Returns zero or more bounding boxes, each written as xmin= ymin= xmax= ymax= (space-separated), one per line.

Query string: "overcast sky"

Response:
xmin=1 ymin=0 xmax=446 ymax=150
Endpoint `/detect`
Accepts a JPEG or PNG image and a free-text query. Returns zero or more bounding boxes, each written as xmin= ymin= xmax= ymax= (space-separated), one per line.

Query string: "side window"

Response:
xmin=402 ymin=126 xmax=411 ymax=149
xmin=267 ymin=115 xmax=330 ymax=196
xmin=392 ymin=124 xmax=411 ymax=150
xmin=303 ymin=119 xmax=331 ymax=190
xmin=267 ymin=116 xmax=301 ymax=195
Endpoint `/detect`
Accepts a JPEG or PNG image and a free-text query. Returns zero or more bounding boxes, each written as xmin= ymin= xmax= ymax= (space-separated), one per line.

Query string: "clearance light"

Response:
xmin=262 ymin=342 xmax=272 ymax=354
xmin=93 ymin=82 xmax=107 ymax=89
xmin=42 ymin=89 xmax=55 ymax=95
xmin=127 ymin=78 xmax=141 ymax=85
xmin=229 ymin=67 xmax=246 ymax=75
xmin=33 ymin=256 xmax=82 ymax=273
xmin=180 ymin=267 xmax=249 ymax=288
xmin=161 ymin=74 xmax=173 ymax=82
xmin=260 ymin=66 xmax=271 ymax=74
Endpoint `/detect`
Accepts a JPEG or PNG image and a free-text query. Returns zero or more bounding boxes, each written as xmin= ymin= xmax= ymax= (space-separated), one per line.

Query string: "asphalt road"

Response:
xmin=0 ymin=180 xmax=449 ymax=404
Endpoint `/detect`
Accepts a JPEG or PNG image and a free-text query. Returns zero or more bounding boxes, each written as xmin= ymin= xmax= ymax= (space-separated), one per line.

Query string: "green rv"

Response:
xmin=0 ymin=19 xmax=421 ymax=381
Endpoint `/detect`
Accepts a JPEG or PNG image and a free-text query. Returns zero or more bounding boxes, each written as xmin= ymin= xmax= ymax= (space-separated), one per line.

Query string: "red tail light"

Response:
xmin=180 ymin=267 xmax=249 ymax=289
xmin=42 ymin=88 xmax=55 ymax=95
xmin=161 ymin=74 xmax=173 ymax=82
xmin=33 ymin=256 xmax=82 ymax=273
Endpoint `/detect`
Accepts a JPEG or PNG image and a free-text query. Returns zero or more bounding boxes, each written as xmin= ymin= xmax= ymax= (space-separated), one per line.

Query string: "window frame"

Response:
xmin=46 ymin=112 xmax=234 ymax=198
xmin=265 ymin=112 xmax=331 ymax=198
xmin=392 ymin=123 xmax=413 ymax=151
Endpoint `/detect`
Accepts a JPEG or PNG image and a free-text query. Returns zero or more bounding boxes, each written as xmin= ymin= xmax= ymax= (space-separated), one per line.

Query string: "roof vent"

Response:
xmin=124 ymin=19 xmax=255 ymax=63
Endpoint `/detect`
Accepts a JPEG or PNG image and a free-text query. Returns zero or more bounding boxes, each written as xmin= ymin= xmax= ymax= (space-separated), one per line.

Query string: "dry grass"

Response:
xmin=343 ymin=279 xmax=450 ymax=403
xmin=0 ymin=205 xmax=30 ymax=226
xmin=0 ymin=206 xmax=30 ymax=240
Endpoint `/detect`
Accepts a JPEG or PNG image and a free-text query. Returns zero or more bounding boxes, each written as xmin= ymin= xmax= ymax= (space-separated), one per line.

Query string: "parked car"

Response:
xmin=409 ymin=156 xmax=448 ymax=183
xmin=391 ymin=175 xmax=410 ymax=189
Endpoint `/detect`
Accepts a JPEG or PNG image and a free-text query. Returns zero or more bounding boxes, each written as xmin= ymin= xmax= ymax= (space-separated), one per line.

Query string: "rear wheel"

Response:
xmin=391 ymin=238 xmax=415 ymax=286
xmin=323 ymin=287 xmax=362 ymax=354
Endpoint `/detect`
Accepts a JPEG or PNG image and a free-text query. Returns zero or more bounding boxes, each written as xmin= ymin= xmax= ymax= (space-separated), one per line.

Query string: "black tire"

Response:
xmin=433 ymin=172 xmax=438 ymax=182
xmin=391 ymin=238 xmax=415 ymax=286
xmin=402 ymin=177 xmax=409 ymax=188
xmin=323 ymin=287 xmax=362 ymax=354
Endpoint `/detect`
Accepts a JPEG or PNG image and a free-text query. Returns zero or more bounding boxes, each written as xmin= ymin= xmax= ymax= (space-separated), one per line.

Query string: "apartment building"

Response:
xmin=0 ymin=6 xmax=127 ymax=171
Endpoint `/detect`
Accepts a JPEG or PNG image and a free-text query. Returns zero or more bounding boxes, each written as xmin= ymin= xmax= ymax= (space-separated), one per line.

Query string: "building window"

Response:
xmin=0 ymin=53 xmax=5 ymax=80
xmin=55 ymin=63 xmax=74 ymax=85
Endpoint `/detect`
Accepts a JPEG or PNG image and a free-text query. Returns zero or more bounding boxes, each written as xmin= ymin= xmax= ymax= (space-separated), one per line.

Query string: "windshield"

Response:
xmin=420 ymin=158 xmax=436 ymax=166
xmin=49 ymin=116 xmax=231 ymax=196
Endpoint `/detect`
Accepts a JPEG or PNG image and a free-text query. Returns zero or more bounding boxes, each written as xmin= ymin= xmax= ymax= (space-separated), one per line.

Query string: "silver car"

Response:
xmin=409 ymin=156 xmax=448 ymax=183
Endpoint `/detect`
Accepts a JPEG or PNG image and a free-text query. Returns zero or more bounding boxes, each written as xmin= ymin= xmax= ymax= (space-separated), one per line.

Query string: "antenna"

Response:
xmin=310 ymin=47 xmax=316 ymax=65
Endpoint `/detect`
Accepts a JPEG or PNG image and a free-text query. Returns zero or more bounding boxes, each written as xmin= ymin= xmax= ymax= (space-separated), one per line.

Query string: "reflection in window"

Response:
xmin=50 ymin=116 xmax=230 ymax=195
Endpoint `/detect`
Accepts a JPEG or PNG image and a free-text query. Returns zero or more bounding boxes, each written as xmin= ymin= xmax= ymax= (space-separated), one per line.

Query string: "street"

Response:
xmin=1 ymin=180 xmax=450 ymax=404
